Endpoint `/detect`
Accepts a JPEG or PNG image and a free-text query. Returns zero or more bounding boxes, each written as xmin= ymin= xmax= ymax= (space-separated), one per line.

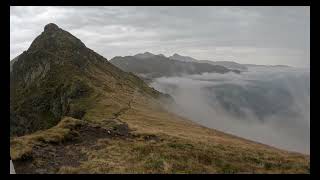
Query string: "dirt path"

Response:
xmin=13 ymin=119 xmax=132 ymax=174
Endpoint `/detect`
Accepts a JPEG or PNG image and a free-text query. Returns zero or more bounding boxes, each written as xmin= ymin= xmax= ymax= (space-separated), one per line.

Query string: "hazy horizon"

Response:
xmin=10 ymin=6 xmax=309 ymax=68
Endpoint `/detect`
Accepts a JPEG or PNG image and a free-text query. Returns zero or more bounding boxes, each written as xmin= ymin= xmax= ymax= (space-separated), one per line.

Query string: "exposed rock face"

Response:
xmin=44 ymin=23 xmax=60 ymax=32
xmin=23 ymin=60 xmax=50 ymax=84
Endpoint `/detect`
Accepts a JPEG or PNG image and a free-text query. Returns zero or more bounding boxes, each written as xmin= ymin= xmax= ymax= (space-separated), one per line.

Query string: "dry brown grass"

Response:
xmin=10 ymin=117 xmax=84 ymax=160
xmin=57 ymin=134 xmax=309 ymax=174
xmin=10 ymin=82 xmax=310 ymax=174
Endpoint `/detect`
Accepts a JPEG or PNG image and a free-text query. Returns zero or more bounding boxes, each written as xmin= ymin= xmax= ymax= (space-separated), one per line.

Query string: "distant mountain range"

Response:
xmin=109 ymin=52 xmax=294 ymax=76
xmin=243 ymin=64 xmax=291 ymax=68
xmin=110 ymin=52 xmax=241 ymax=79
xmin=200 ymin=60 xmax=248 ymax=71
xmin=168 ymin=53 xmax=248 ymax=71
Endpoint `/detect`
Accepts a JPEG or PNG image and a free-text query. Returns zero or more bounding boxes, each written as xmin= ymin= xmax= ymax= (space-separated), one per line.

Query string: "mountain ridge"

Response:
xmin=110 ymin=53 xmax=238 ymax=79
xmin=169 ymin=53 xmax=198 ymax=62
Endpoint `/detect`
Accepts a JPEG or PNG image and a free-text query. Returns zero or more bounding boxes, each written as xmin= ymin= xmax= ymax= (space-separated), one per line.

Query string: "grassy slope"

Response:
xmin=11 ymin=87 xmax=310 ymax=173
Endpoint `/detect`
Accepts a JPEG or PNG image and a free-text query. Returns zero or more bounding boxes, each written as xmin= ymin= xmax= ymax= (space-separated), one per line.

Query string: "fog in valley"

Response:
xmin=150 ymin=67 xmax=310 ymax=154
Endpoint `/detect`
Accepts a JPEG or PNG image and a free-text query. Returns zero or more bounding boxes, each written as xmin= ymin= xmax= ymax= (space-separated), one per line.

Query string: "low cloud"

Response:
xmin=151 ymin=67 xmax=310 ymax=154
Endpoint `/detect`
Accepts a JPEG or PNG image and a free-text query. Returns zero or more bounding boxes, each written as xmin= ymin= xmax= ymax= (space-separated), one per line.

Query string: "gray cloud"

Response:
xmin=150 ymin=67 xmax=310 ymax=154
xmin=10 ymin=6 xmax=309 ymax=67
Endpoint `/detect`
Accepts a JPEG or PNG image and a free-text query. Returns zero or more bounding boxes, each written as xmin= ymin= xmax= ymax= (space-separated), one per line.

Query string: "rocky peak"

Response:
xmin=11 ymin=23 xmax=101 ymax=86
xmin=43 ymin=23 xmax=60 ymax=34
xmin=27 ymin=23 xmax=86 ymax=53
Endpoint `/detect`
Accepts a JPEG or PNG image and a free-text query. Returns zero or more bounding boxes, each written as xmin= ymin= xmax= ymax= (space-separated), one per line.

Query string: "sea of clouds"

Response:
xmin=150 ymin=66 xmax=310 ymax=154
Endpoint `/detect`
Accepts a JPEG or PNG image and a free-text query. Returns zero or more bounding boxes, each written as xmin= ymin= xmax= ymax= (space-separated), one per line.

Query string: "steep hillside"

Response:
xmin=10 ymin=23 xmax=309 ymax=174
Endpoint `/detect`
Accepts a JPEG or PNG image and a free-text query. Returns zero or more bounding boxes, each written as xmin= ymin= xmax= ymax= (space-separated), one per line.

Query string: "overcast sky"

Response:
xmin=10 ymin=6 xmax=310 ymax=67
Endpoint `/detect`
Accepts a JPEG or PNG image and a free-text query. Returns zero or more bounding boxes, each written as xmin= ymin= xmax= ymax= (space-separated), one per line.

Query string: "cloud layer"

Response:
xmin=151 ymin=67 xmax=310 ymax=154
xmin=10 ymin=6 xmax=309 ymax=67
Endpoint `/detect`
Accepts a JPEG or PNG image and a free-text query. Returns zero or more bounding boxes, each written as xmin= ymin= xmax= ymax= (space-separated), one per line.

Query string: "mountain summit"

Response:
xmin=44 ymin=23 xmax=60 ymax=32
xmin=28 ymin=23 xmax=86 ymax=53
xmin=10 ymin=24 xmax=309 ymax=174
xmin=10 ymin=23 xmax=164 ymax=136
